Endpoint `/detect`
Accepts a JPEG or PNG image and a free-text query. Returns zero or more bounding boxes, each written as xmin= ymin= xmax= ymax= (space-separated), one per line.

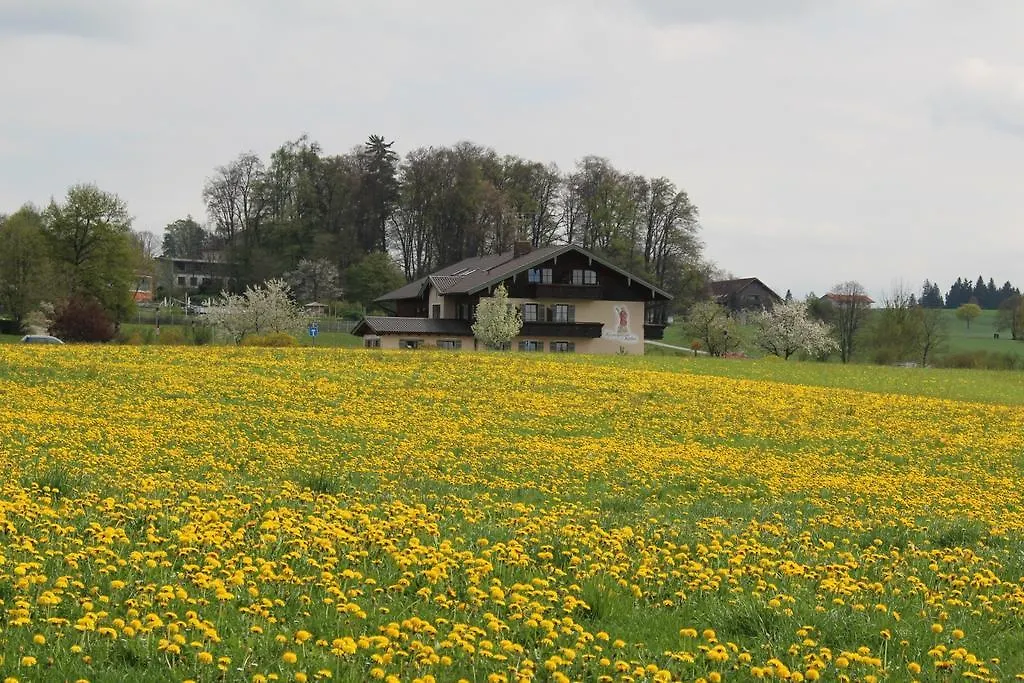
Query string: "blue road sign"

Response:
xmin=308 ymin=323 xmax=319 ymax=337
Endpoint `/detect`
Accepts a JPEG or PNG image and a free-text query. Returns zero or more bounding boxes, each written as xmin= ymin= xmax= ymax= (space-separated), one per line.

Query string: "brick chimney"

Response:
xmin=513 ymin=240 xmax=533 ymax=258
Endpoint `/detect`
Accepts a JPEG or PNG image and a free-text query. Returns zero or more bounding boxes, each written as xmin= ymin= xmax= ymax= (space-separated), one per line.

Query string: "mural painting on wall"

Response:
xmin=603 ymin=305 xmax=639 ymax=343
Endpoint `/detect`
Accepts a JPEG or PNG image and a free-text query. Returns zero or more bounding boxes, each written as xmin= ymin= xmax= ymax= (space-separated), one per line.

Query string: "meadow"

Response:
xmin=2 ymin=347 xmax=1024 ymax=682
xmin=661 ymin=307 xmax=1024 ymax=362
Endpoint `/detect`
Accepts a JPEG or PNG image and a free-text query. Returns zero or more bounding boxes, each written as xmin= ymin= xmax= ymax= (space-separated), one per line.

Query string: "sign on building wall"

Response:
xmin=602 ymin=305 xmax=639 ymax=343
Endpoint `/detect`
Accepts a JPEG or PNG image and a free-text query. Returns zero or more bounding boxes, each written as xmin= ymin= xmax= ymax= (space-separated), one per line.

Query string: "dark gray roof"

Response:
xmin=709 ymin=278 xmax=782 ymax=302
xmin=376 ymin=244 xmax=672 ymax=302
xmin=351 ymin=316 xmax=473 ymax=336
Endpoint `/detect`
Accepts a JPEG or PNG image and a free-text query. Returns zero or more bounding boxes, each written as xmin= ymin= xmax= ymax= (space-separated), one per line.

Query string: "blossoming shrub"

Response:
xmin=1 ymin=346 xmax=1024 ymax=681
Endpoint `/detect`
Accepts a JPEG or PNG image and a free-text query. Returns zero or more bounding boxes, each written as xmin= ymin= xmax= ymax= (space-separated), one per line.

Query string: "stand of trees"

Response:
xmin=0 ymin=185 xmax=149 ymax=337
xmin=180 ymin=135 xmax=709 ymax=309
xmin=941 ymin=276 xmax=1019 ymax=310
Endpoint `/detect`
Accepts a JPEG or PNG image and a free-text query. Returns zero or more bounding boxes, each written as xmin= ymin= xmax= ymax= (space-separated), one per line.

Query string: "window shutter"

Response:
xmin=568 ymin=342 xmax=575 ymax=353
xmin=518 ymin=341 xmax=526 ymax=351
xmin=546 ymin=305 xmax=553 ymax=322
xmin=568 ymin=305 xmax=576 ymax=323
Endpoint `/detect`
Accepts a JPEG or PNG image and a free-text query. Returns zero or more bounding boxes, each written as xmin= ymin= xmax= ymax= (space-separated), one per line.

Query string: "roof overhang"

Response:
xmin=465 ymin=245 xmax=673 ymax=300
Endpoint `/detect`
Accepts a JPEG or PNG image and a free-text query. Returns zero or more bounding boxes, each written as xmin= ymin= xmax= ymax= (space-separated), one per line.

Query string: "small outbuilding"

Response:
xmin=303 ymin=302 xmax=328 ymax=317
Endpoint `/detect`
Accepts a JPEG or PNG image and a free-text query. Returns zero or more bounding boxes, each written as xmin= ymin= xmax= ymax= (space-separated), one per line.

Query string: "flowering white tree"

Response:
xmin=755 ymin=299 xmax=837 ymax=360
xmin=472 ymin=284 xmax=522 ymax=350
xmin=205 ymin=279 xmax=308 ymax=343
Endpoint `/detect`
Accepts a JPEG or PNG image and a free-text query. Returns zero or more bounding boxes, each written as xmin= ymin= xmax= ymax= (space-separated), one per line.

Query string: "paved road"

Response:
xmin=644 ymin=340 xmax=707 ymax=355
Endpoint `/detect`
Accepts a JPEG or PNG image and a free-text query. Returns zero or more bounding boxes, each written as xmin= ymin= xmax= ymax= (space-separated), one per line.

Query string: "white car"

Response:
xmin=21 ymin=335 xmax=64 ymax=344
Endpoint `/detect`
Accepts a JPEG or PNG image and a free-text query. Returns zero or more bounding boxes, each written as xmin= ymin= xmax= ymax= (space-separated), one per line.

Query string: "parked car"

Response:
xmin=21 ymin=335 xmax=64 ymax=344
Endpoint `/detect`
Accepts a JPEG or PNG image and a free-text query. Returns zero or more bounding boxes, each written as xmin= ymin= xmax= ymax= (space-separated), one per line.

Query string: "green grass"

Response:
xmin=941 ymin=308 xmax=1024 ymax=356
xmin=300 ymin=330 xmax=363 ymax=348
xmin=596 ymin=350 xmax=1024 ymax=405
xmin=658 ymin=306 xmax=1024 ymax=363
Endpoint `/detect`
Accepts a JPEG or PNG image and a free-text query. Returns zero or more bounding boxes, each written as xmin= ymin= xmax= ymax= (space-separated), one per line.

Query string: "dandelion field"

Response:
xmin=2 ymin=347 xmax=1024 ymax=682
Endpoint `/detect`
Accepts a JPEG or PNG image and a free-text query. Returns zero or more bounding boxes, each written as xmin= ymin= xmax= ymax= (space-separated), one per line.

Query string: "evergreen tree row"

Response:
xmin=932 ymin=276 xmax=1021 ymax=310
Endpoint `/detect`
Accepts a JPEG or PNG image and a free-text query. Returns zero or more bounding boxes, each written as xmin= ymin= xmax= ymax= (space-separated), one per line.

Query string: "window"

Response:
xmin=177 ymin=276 xmax=186 ymax=286
xmin=522 ymin=303 xmax=540 ymax=322
xmin=431 ymin=304 xmax=441 ymax=319
xmin=456 ymin=303 xmax=474 ymax=320
xmin=364 ymin=337 xmax=381 ymax=348
xmin=189 ymin=276 xmax=198 ymax=286
xmin=550 ymin=341 xmax=575 ymax=353
xmin=572 ymin=269 xmax=598 ymax=285
xmin=399 ymin=339 xmax=423 ymax=350
xmin=551 ymin=304 xmax=575 ymax=323
xmin=528 ymin=268 xmax=553 ymax=284
xmin=437 ymin=339 xmax=462 ymax=350
xmin=518 ymin=340 xmax=543 ymax=352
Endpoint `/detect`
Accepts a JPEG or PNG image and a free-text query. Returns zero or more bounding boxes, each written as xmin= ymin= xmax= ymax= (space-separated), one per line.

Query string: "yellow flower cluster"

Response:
xmin=1 ymin=346 xmax=1024 ymax=682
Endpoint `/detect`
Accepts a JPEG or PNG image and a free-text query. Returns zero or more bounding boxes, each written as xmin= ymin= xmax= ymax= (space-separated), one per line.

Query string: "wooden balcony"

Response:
xmin=520 ymin=321 xmax=604 ymax=338
xmin=643 ymin=323 xmax=667 ymax=340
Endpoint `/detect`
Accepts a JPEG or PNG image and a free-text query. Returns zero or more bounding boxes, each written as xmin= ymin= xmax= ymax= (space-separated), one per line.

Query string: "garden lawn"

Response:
xmin=2 ymin=347 xmax=1024 ymax=682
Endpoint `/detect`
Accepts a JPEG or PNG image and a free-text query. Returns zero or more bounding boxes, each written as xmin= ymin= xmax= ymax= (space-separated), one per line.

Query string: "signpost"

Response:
xmin=308 ymin=322 xmax=319 ymax=346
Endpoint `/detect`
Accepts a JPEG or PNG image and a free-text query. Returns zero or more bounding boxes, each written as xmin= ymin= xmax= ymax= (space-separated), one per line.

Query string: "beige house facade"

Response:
xmin=353 ymin=243 xmax=671 ymax=355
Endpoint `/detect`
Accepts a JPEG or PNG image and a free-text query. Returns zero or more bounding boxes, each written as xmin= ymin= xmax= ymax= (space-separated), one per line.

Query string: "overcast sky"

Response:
xmin=2 ymin=0 xmax=1022 ymax=299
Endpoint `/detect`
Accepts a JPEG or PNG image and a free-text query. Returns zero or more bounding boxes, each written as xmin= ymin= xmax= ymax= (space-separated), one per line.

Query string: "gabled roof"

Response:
xmin=352 ymin=316 xmax=474 ymax=336
xmin=376 ymin=245 xmax=672 ymax=302
xmin=709 ymin=277 xmax=783 ymax=303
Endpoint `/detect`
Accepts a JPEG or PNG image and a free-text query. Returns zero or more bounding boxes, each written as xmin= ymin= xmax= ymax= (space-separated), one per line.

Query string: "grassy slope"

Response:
xmin=941 ymin=308 xmax=1024 ymax=356
xmin=612 ymin=350 xmax=1024 ymax=405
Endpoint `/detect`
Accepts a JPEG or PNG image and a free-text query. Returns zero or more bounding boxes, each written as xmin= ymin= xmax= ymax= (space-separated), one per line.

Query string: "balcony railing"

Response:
xmin=520 ymin=321 xmax=604 ymax=338
xmin=533 ymin=283 xmax=603 ymax=299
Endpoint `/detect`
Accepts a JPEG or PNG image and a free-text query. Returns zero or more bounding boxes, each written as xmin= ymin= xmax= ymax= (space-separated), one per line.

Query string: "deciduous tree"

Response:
xmin=343 ymin=252 xmax=405 ymax=309
xmin=284 ymin=258 xmax=341 ymax=303
xmin=754 ymin=300 xmax=837 ymax=360
xmin=42 ymin=184 xmax=135 ymax=321
xmin=686 ymin=301 xmax=740 ymax=357
xmin=161 ymin=217 xmax=210 ymax=258
xmin=955 ymin=302 xmax=981 ymax=329
xmin=0 ymin=206 xmax=53 ymax=328
xmin=867 ymin=284 xmax=925 ymax=365
xmin=996 ymin=294 xmax=1023 ymax=340
xmin=916 ymin=306 xmax=947 ymax=366
xmin=205 ymin=279 xmax=307 ymax=343
xmin=472 ymin=283 xmax=522 ymax=350
xmin=828 ymin=281 xmax=872 ymax=363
